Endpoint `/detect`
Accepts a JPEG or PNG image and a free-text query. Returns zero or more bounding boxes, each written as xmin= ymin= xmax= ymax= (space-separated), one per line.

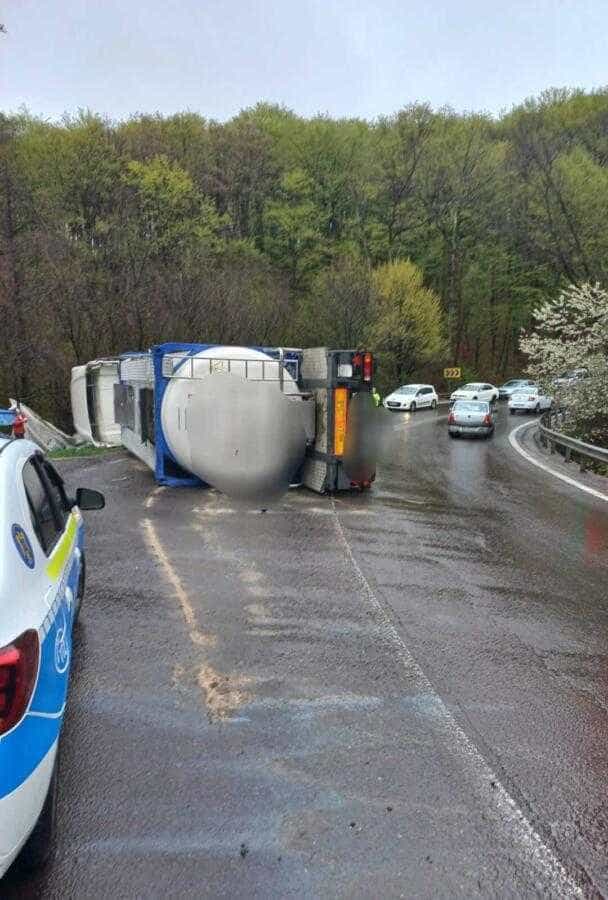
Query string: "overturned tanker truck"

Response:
xmin=112 ymin=343 xmax=377 ymax=502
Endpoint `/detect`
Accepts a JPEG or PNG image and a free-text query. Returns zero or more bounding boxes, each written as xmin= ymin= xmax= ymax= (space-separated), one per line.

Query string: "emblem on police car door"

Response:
xmin=54 ymin=610 xmax=70 ymax=674
xmin=12 ymin=524 xmax=35 ymax=569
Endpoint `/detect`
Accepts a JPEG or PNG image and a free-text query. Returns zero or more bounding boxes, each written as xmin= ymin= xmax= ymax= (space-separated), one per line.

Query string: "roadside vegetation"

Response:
xmin=521 ymin=282 xmax=608 ymax=446
xmin=48 ymin=444 xmax=122 ymax=460
xmin=2 ymin=88 xmax=608 ymax=434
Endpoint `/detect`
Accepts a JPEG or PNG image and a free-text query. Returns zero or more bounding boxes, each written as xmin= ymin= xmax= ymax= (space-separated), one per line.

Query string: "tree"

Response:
xmin=262 ymin=168 xmax=326 ymax=289
xmin=298 ymin=251 xmax=372 ymax=348
xmin=368 ymin=259 xmax=445 ymax=391
xmin=520 ymin=282 xmax=608 ymax=444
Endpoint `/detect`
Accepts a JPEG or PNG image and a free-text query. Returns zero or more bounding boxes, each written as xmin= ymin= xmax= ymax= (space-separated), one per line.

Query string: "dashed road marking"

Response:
xmin=141 ymin=518 xmax=214 ymax=646
xmin=509 ymin=421 xmax=608 ymax=504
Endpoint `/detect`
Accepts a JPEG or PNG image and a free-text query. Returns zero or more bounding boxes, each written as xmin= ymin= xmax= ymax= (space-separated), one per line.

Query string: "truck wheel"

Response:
xmin=18 ymin=752 xmax=59 ymax=872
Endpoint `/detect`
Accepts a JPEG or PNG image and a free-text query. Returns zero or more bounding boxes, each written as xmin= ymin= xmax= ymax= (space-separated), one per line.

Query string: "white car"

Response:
xmin=450 ymin=382 xmax=499 ymax=404
xmin=383 ymin=384 xmax=438 ymax=412
xmin=498 ymin=379 xmax=536 ymax=400
xmin=508 ymin=385 xmax=553 ymax=414
xmin=552 ymin=368 xmax=589 ymax=387
xmin=0 ymin=438 xmax=104 ymax=879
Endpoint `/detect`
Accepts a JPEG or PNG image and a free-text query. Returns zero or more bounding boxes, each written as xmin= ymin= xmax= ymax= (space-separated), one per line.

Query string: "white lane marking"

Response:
xmin=331 ymin=501 xmax=584 ymax=897
xmin=509 ymin=421 xmax=608 ymax=504
xmin=141 ymin=518 xmax=214 ymax=646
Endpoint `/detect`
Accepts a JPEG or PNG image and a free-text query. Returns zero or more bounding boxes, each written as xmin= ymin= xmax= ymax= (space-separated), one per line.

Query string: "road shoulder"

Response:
xmin=509 ymin=419 xmax=608 ymax=502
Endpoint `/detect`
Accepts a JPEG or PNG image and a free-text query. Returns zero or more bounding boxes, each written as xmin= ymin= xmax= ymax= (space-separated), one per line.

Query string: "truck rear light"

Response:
xmin=448 ymin=412 xmax=455 ymax=424
xmin=0 ymin=630 xmax=39 ymax=736
xmin=362 ymin=352 xmax=373 ymax=382
xmin=334 ymin=387 xmax=348 ymax=457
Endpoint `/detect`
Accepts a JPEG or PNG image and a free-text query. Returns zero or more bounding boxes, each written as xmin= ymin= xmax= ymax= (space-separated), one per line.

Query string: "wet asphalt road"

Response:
xmin=5 ymin=406 xmax=608 ymax=898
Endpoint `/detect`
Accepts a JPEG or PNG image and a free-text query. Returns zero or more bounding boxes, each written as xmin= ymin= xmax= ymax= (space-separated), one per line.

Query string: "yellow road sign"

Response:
xmin=444 ymin=367 xmax=461 ymax=379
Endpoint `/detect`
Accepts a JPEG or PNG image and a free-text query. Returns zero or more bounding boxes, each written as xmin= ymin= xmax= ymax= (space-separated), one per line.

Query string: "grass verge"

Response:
xmin=48 ymin=444 xmax=122 ymax=460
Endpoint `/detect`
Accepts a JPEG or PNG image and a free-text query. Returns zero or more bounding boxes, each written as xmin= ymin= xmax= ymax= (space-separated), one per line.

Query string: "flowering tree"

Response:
xmin=520 ymin=282 xmax=608 ymax=445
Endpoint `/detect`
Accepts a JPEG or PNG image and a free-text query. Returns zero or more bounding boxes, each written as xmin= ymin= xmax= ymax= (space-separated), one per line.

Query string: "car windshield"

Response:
xmin=395 ymin=386 xmax=417 ymax=394
xmin=461 ymin=383 xmax=482 ymax=391
xmin=503 ymin=380 xmax=525 ymax=387
xmin=454 ymin=401 xmax=487 ymax=412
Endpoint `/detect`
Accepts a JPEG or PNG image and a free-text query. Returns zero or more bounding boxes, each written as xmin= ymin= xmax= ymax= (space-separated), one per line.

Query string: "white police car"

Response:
xmin=0 ymin=437 xmax=104 ymax=878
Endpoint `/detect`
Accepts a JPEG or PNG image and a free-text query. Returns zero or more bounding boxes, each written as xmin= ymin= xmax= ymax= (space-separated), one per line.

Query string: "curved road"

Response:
xmin=6 ymin=406 xmax=608 ymax=898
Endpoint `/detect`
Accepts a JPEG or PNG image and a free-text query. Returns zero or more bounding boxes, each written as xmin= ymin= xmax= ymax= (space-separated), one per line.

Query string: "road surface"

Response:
xmin=6 ymin=406 xmax=608 ymax=898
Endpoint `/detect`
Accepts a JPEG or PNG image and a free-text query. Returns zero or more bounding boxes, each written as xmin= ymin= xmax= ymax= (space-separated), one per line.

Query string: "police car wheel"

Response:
xmin=18 ymin=753 xmax=59 ymax=872
xmin=74 ymin=556 xmax=86 ymax=624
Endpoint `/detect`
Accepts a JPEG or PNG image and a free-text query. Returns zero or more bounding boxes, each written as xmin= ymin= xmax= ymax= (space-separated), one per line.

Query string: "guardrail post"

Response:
xmin=564 ymin=446 xmax=571 ymax=464
xmin=579 ymin=456 xmax=587 ymax=473
xmin=549 ymin=438 xmax=555 ymax=455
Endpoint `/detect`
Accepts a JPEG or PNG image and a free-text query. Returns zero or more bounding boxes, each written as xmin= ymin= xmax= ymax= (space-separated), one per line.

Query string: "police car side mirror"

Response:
xmin=76 ymin=487 xmax=105 ymax=510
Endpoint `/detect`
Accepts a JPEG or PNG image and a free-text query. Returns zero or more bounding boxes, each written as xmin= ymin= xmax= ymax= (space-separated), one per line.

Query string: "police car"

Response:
xmin=0 ymin=437 xmax=104 ymax=878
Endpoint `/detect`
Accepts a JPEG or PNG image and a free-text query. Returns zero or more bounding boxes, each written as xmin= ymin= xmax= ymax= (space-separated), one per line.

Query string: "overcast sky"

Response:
xmin=1 ymin=0 xmax=607 ymax=122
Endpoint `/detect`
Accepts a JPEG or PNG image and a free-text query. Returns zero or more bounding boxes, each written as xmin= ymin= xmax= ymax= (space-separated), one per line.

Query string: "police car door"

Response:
xmin=22 ymin=457 xmax=80 ymax=719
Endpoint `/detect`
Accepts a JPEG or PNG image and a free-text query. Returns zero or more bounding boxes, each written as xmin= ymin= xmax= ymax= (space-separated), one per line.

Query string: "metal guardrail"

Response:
xmin=539 ymin=410 xmax=608 ymax=472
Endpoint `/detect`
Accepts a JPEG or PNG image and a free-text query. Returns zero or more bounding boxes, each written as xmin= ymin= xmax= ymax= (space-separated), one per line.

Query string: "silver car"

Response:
xmin=498 ymin=378 xmax=535 ymax=400
xmin=448 ymin=400 xmax=494 ymax=439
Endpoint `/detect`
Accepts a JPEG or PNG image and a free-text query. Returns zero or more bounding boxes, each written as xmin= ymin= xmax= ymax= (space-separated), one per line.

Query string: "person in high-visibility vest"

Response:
xmin=372 ymin=387 xmax=381 ymax=408
xmin=11 ymin=405 xmax=27 ymax=439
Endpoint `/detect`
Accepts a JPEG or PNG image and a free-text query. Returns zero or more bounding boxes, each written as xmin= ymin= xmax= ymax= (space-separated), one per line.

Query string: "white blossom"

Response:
xmin=520 ymin=282 xmax=608 ymax=445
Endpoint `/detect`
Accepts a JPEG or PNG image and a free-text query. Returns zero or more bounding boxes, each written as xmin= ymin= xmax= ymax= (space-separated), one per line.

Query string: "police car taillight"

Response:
xmin=0 ymin=630 xmax=39 ymax=735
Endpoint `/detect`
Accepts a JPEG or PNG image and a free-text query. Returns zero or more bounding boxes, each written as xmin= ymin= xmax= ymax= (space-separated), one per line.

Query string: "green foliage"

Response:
xmin=368 ymin=259 xmax=445 ymax=391
xmin=49 ymin=444 xmax=122 ymax=459
xmin=3 ymin=89 xmax=608 ymax=428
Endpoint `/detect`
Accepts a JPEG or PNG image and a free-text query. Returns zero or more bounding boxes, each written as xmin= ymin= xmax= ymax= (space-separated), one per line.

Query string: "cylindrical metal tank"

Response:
xmin=160 ymin=346 xmax=314 ymax=503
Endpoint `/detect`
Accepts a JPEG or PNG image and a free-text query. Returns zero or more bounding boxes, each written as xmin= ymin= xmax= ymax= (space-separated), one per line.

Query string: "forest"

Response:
xmin=2 ymin=86 xmax=608 ymax=427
